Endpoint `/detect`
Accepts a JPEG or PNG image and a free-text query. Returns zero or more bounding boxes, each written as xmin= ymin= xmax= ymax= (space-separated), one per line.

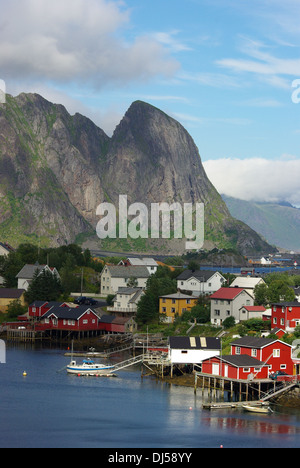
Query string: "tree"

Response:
xmin=25 ymin=269 xmax=62 ymax=304
xmin=136 ymin=293 xmax=157 ymax=324
xmin=223 ymin=316 xmax=235 ymax=329
xmin=267 ymin=280 xmax=295 ymax=303
xmin=254 ymin=283 xmax=269 ymax=306
xmin=127 ymin=277 xmax=138 ymax=288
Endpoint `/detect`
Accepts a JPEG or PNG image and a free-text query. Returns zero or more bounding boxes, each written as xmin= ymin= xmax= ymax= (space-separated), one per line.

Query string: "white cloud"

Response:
xmin=216 ymin=35 xmax=300 ymax=90
xmin=203 ymin=157 xmax=300 ymax=206
xmin=0 ymin=0 xmax=179 ymax=87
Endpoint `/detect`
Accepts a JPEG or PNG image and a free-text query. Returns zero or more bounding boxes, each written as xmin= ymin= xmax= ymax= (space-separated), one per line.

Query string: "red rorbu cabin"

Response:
xmin=230 ymin=336 xmax=294 ymax=376
xmin=202 ymin=354 xmax=269 ymax=380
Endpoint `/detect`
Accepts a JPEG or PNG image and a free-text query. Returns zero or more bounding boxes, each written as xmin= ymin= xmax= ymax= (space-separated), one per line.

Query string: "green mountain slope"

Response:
xmin=223 ymin=195 xmax=300 ymax=251
xmin=0 ymin=93 xmax=274 ymax=255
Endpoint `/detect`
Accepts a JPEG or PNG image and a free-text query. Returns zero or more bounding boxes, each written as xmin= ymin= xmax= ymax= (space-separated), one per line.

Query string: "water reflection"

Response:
xmin=202 ymin=413 xmax=300 ymax=436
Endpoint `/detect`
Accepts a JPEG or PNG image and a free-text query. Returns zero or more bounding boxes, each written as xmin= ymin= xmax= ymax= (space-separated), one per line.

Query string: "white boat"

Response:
xmin=242 ymin=404 xmax=272 ymax=414
xmin=67 ymin=358 xmax=115 ymax=375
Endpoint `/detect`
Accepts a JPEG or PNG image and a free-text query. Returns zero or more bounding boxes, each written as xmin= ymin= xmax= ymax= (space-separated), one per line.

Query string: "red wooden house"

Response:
xmin=202 ymin=354 xmax=269 ymax=380
xmin=230 ymin=336 xmax=294 ymax=375
xmin=271 ymin=301 xmax=300 ymax=333
xmin=36 ymin=305 xmax=101 ymax=331
xmin=29 ymin=301 xmax=72 ymax=318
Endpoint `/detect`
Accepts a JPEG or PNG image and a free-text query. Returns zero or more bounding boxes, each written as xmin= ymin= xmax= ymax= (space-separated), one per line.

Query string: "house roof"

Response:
xmin=127 ymin=257 xmax=158 ymax=267
xmin=211 ymin=354 xmax=265 ymax=368
xmin=240 ymin=305 xmax=266 ymax=312
xmin=0 ymin=288 xmax=25 ymax=299
xmin=16 ymin=263 xmax=58 ymax=279
xmin=272 ymin=301 xmax=300 ymax=308
xmin=210 ymin=287 xmax=247 ymax=300
xmin=29 ymin=300 xmax=49 ymax=307
xmin=160 ymin=292 xmax=195 ymax=300
xmin=230 ymin=336 xmax=292 ymax=349
xmin=16 ymin=264 xmax=46 ymax=279
xmin=116 ymin=287 xmax=142 ymax=295
xmin=104 ymin=265 xmax=150 ymax=278
xmin=43 ymin=305 xmax=99 ymax=320
xmin=177 ymin=269 xmax=223 ymax=281
xmin=169 ymin=336 xmax=221 ymax=351
xmin=230 ymin=277 xmax=265 ymax=288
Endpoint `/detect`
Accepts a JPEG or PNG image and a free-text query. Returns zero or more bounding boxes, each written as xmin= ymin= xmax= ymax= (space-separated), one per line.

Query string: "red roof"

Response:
xmin=242 ymin=306 xmax=266 ymax=312
xmin=210 ymin=287 xmax=245 ymax=300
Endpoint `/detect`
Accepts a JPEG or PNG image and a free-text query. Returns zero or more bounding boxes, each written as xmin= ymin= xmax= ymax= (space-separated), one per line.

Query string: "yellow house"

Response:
xmin=0 ymin=289 xmax=26 ymax=313
xmin=159 ymin=292 xmax=198 ymax=323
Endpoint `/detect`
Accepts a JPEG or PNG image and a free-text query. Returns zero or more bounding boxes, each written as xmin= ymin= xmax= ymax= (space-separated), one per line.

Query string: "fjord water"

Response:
xmin=0 ymin=346 xmax=299 ymax=448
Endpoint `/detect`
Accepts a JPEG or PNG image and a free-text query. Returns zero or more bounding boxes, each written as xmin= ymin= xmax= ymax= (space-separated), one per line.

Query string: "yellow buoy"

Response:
xmin=23 ymin=371 xmax=27 ymax=376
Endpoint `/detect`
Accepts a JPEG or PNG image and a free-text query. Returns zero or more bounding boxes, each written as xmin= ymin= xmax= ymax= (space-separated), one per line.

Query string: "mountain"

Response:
xmin=223 ymin=195 xmax=300 ymax=252
xmin=0 ymin=93 xmax=274 ymax=255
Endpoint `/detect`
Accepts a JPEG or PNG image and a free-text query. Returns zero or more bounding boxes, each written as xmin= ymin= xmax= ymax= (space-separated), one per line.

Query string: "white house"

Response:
xmin=16 ymin=263 xmax=60 ymax=291
xmin=210 ymin=287 xmax=254 ymax=326
xmin=239 ymin=305 xmax=267 ymax=322
xmin=168 ymin=336 xmax=221 ymax=365
xmin=0 ymin=242 xmax=14 ymax=257
xmin=106 ymin=287 xmax=144 ymax=317
xmin=119 ymin=257 xmax=158 ymax=275
xmin=176 ymin=270 xmax=226 ymax=295
xmin=100 ymin=265 xmax=150 ymax=295
xmin=230 ymin=276 xmax=266 ymax=297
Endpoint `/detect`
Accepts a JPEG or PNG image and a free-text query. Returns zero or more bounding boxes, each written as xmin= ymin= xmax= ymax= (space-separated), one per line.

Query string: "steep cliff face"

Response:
xmin=0 ymin=93 xmax=274 ymax=254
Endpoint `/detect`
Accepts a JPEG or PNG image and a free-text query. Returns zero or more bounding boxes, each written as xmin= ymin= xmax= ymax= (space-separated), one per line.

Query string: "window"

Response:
xmin=273 ymin=349 xmax=280 ymax=358
xmin=83 ymin=319 xmax=88 ymax=325
xmin=186 ymin=299 xmax=191 ymax=304
xmin=273 ymin=317 xmax=277 ymax=324
xmin=172 ymin=299 xmax=176 ymax=304
xmin=236 ymin=347 xmax=241 ymax=355
xmin=243 ymin=368 xmax=250 ymax=373
xmin=214 ymin=310 xmax=220 ymax=316
xmin=280 ymin=364 xmax=286 ymax=370
xmin=162 ymin=307 xmax=166 ymax=313
xmin=226 ymin=310 xmax=230 ymax=316
xmin=181 ymin=350 xmax=188 ymax=354
xmin=162 ymin=298 xmax=166 ymax=303
xmin=280 ymin=318 xmax=284 ymax=326
xmin=171 ymin=308 xmax=176 ymax=313
xmin=251 ymin=349 xmax=257 ymax=357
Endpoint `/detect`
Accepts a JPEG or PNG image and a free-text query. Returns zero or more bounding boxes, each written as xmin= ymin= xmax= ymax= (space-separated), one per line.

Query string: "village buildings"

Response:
xmin=271 ymin=301 xmax=300 ymax=333
xmin=16 ymin=263 xmax=60 ymax=291
xmin=210 ymin=287 xmax=254 ymax=326
xmin=0 ymin=288 xmax=26 ymax=313
xmin=100 ymin=265 xmax=150 ymax=295
xmin=176 ymin=269 xmax=225 ymax=295
xmin=106 ymin=287 xmax=144 ymax=318
xmin=159 ymin=292 xmax=198 ymax=323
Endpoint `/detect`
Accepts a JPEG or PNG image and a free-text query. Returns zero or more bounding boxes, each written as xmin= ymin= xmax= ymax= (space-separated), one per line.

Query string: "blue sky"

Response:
xmin=1 ymin=0 xmax=300 ymax=204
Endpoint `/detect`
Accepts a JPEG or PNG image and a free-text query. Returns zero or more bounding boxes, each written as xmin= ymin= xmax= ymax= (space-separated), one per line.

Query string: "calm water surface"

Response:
xmin=0 ymin=345 xmax=299 ymax=448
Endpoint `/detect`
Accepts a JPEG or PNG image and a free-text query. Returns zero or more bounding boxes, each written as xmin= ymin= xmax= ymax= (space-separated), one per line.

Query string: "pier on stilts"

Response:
xmin=193 ymin=372 xmax=300 ymax=409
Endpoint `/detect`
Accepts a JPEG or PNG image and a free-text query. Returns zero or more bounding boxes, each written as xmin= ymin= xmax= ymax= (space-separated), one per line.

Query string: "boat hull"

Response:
xmin=242 ymin=405 xmax=271 ymax=414
xmin=67 ymin=360 xmax=115 ymax=375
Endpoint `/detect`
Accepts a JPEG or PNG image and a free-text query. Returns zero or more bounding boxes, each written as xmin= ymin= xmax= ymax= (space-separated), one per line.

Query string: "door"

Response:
xmin=224 ymin=365 xmax=228 ymax=378
xmin=212 ymin=363 xmax=220 ymax=375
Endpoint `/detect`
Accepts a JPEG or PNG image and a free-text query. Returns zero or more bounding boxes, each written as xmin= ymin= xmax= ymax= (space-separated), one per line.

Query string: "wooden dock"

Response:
xmin=7 ymin=329 xmax=45 ymax=342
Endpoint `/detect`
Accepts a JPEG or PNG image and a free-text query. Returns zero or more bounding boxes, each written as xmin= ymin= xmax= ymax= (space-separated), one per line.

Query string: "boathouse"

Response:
xmin=201 ymin=354 xmax=269 ymax=380
xmin=271 ymin=301 xmax=300 ymax=333
xmin=36 ymin=305 xmax=101 ymax=332
xmin=230 ymin=336 xmax=294 ymax=375
xmin=168 ymin=336 xmax=221 ymax=365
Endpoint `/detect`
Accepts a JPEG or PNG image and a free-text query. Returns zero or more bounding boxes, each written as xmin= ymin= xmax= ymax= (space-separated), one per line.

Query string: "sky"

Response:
xmin=1 ymin=0 xmax=300 ymax=205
